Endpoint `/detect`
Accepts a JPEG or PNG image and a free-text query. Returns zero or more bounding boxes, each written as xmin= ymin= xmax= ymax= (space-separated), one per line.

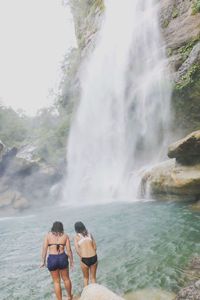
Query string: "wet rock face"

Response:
xmin=69 ymin=0 xmax=200 ymax=132
xmin=70 ymin=0 xmax=104 ymax=52
xmin=0 ymin=143 xmax=62 ymax=212
xmin=168 ymin=130 xmax=200 ymax=164
xmin=160 ymin=0 xmax=200 ymax=132
xmin=174 ymin=41 xmax=200 ymax=84
xmin=161 ymin=2 xmax=200 ymax=51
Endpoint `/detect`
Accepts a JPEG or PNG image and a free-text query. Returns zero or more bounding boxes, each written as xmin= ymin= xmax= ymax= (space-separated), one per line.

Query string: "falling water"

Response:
xmin=63 ymin=0 xmax=171 ymax=204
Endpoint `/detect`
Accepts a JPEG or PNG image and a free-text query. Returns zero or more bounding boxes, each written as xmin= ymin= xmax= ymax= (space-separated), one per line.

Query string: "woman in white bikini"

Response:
xmin=74 ymin=221 xmax=98 ymax=287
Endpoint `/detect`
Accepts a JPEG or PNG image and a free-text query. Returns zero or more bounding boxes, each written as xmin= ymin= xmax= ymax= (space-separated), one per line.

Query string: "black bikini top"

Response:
xmin=48 ymin=243 xmax=65 ymax=252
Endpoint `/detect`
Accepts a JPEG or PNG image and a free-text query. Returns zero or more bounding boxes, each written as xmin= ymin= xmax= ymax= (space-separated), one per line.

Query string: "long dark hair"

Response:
xmin=51 ymin=221 xmax=64 ymax=234
xmin=74 ymin=221 xmax=88 ymax=237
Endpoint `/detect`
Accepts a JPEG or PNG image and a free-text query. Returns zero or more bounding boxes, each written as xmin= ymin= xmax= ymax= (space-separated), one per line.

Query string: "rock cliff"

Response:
xmin=69 ymin=0 xmax=200 ymax=134
xmin=0 ymin=142 xmax=62 ymax=213
xmin=160 ymin=0 xmax=200 ymax=134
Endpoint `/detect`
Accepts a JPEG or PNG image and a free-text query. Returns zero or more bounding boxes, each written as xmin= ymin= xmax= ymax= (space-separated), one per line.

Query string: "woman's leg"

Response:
xmin=90 ymin=262 xmax=98 ymax=284
xmin=50 ymin=270 xmax=62 ymax=300
xmin=60 ymin=268 xmax=73 ymax=299
xmin=80 ymin=261 xmax=89 ymax=287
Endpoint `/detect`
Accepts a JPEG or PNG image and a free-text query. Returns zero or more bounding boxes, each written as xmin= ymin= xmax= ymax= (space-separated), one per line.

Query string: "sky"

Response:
xmin=0 ymin=0 xmax=76 ymax=115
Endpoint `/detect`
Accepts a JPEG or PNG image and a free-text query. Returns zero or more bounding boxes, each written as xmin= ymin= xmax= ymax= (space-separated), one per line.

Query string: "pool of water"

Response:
xmin=0 ymin=201 xmax=200 ymax=299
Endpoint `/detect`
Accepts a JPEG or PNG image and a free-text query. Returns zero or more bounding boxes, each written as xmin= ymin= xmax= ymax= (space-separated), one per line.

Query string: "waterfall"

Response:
xmin=63 ymin=0 xmax=171 ymax=204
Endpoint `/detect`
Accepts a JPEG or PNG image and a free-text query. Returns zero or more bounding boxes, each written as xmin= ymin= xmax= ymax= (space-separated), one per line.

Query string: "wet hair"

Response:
xmin=74 ymin=221 xmax=88 ymax=237
xmin=51 ymin=221 xmax=64 ymax=234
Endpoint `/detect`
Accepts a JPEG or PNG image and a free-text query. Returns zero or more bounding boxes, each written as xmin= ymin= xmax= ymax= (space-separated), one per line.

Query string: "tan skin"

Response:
xmin=40 ymin=232 xmax=74 ymax=300
xmin=74 ymin=233 xmax=97 ymax=287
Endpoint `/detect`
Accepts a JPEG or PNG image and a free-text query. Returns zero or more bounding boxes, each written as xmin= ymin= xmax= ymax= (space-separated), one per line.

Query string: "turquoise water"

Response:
xmin=0 ymin=201 xmax=200 ymax=299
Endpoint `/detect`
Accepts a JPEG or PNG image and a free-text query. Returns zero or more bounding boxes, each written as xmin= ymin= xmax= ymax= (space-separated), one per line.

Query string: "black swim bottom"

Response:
xmin=47 ymin=252 xmax=69 ymax=271
xmin=81 ymin=255 xmax=98 ymax=267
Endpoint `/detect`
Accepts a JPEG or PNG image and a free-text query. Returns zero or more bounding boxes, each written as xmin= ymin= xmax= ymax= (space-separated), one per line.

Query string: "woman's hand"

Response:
xmin=40 ymin=261 xmax=46 ymax=268
xmin=40 ymin=234 xmax=48 ymax=268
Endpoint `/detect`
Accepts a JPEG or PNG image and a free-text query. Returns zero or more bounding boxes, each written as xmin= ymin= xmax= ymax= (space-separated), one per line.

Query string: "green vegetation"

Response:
xmin=172 ymin=7 xmax=179 ymax=18
xmin=175 ymin=64 xmax=199 ymax=90
xmin=191 ymin=0 xmax=200 ymax=14
xmin=162 ymin=19 xmax=170 ymax=28
xmin=27 ymin=107 xmax=71 ymax=166
xmin=0 ymin=105 xmax=28 ymax=147
xmin=93 ymin=0 xmax=105 ymax=12
xmin=174 ymin=36 xmax=200 ymax=91
xmin=0 ymin=43 xmax=80 ymax=168
xmin=0 ymin=104 xmax=71 ymax=167
xmin=178 ymin=38 xmax=200 ymax=61
xmin=173 ymin=69 xmax=200 ymax=132
xmin=167 ymin=48 xmax=173 ymax=57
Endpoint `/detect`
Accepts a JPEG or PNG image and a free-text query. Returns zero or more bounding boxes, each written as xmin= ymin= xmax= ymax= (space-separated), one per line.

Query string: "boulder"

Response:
xmin=0 ymin=191 xmax=16 ymax=208
xmin=175 ymin=280 xmax=200 ymax=300
xmin=141 ymin=159 xmax=200 ymax=200
xmin=0 ymin=190 xmax=29 ymax=210
xmin=13 ymin=195 xmax=29 ymax=210
xmin=80 ymin=284 xmax=124 ymax=300
xmin=184 ymin=256 xmax=200 ymax=283
xmin=168 ymin=130 xmax=200 ymax=164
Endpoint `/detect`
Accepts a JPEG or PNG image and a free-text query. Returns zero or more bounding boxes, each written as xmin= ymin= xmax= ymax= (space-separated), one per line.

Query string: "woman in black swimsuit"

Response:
xmin=74 ymin=221 xmax=98 ymax=287
xmin=40 ymin=221 xmax=74 ymax=300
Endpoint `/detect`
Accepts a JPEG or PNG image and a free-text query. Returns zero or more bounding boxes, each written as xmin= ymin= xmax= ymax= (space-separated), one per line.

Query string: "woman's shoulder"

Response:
xmin=45 ymin=232 xmax=51 ymax=242
xmin=46 ymin=232 xmax=51 ymax=238
xmin=74 ymin=233 xmax=80 ymax=239
xmin=74 ymin=233 xmax=82 ymax=241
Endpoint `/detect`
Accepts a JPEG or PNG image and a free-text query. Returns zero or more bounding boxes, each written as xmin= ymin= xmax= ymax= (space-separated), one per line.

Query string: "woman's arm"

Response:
xmin=40 ymin=234 xmax=48 ymax=268
xmin=66 ymin=235 xmax=74 ymax=269
xmin=91 ymin=234 xmax=97 ymax=251
xmin=74 ymin=236 xmax=82 ymax=258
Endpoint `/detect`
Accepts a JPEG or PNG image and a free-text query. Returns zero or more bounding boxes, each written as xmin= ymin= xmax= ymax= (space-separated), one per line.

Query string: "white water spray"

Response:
xmin=63 ymin=0 xmax=171 ymax=204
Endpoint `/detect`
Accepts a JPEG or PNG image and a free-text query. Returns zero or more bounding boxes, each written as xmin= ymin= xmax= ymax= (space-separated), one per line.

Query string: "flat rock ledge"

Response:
xmin=141 ymin=130 xmax=200 ymax=201
xmin=141 ymin=159 xmax=200 ymax=201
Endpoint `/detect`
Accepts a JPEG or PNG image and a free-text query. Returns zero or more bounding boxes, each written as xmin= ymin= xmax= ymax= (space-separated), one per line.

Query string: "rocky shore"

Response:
xmin=175 ymin=256 xmax=200 ymax=300
xmin=72 ymin=278 xmax=200 ymax=300
xmin=141 ymin=130 xmax=200 ymax=202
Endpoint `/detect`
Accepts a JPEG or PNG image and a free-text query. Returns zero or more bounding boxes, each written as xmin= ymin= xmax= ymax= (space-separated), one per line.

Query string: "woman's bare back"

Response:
xmin=47 ymin=232 xmax=68 ymax=254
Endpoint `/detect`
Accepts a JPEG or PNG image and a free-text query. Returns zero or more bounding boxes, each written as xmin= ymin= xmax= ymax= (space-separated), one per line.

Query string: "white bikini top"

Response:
xmin=77 ymin=233 xmax=92 ymax=246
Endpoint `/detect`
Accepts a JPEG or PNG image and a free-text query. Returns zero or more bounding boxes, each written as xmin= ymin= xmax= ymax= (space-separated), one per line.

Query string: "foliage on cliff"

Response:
xmin=0 ymin=103 xmax=70 ymax=168
xmin=0 ymin=105 xmax=28 ymax=146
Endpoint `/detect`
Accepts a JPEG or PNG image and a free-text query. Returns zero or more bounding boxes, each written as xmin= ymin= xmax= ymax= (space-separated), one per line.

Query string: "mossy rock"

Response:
xmin=172 ymin=68 xmax=200 ymax=133
xmin=191 ymin=0 xmax=200 ymax=15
